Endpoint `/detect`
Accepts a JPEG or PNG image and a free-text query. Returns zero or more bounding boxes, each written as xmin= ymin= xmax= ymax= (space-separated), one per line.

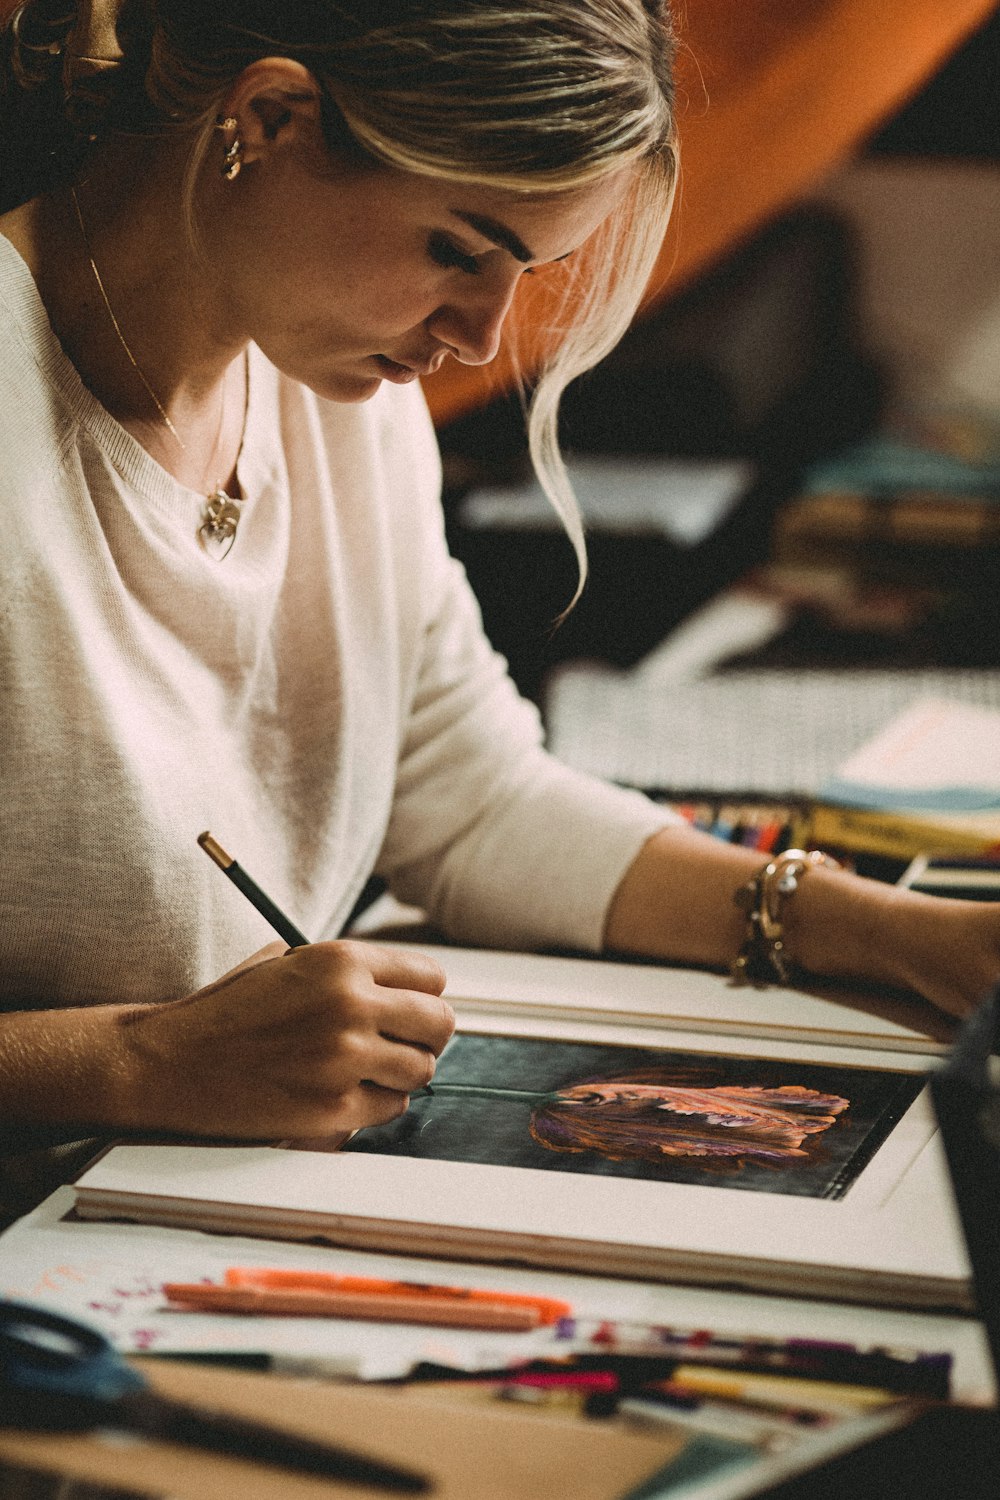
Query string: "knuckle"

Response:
xmin=330 ymin=1028 xmax=366 ymax=1075
xmin=329 ymin=938 xmax=365 ymax=968
xmin=307 ymin=939 xmax=363 ymax=983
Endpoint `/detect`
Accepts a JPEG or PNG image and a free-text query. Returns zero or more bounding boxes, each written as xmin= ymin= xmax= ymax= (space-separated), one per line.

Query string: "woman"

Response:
xmin=0 ymin=0 xmax=996 ymax=1161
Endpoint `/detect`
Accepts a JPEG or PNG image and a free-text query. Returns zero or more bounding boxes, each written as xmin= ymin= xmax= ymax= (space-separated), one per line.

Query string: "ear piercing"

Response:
xmin=216 ymin=115 xmax=243 ymax=180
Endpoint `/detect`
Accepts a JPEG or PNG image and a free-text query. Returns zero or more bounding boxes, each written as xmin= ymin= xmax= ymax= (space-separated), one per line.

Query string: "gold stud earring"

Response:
xmin=216 ymin=115 xmax=243 ymax=181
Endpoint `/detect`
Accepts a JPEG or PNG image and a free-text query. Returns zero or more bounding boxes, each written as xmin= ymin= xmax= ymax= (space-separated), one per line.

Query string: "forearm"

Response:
xmin=0 ymin=1004 xmax=140 ymax=1138
xmin=604 ymin=824 xmax=767 ymax=969
xmin=604 ymin=824 xmax=1000 ymax=1016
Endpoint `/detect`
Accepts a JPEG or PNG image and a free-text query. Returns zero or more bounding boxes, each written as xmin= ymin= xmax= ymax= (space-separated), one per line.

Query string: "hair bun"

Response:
xmin=61 ymin=0 xmax=126 ymax=138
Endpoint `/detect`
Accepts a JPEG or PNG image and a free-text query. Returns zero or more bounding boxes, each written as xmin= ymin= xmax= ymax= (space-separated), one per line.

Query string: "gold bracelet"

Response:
xmin=731 ymin=849 xmax=839 ymax=985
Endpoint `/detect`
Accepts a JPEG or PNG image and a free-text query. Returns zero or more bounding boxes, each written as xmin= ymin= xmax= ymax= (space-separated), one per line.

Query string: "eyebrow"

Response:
xmin=451 ymin=210 xmax=535 ymax=264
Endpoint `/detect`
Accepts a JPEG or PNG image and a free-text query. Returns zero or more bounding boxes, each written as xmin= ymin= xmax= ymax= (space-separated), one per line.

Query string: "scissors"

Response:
xmin=0 ymin=1299 xmax=429 ymax=1493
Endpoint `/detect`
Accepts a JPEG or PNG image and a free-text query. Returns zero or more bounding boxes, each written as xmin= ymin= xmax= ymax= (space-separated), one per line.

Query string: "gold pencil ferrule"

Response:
xmin=197 ymin=831 xmax=233 ymax=869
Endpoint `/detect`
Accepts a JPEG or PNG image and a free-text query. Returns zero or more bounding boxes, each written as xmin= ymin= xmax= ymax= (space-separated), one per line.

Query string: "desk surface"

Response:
xmin=1 ymin=940 xmax=994 ymax=1500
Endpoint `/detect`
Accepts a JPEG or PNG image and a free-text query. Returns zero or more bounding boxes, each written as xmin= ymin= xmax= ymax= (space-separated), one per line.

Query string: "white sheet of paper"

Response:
xmin=833 ymin=697 xmax=1000 ymax=794
xmin=459 ymin=456 xmax=755 ymax=546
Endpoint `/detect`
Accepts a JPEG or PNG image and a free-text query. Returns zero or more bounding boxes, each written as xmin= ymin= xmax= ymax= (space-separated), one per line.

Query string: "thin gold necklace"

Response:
xmin=70 ymin=185 xmax=245 ymax=559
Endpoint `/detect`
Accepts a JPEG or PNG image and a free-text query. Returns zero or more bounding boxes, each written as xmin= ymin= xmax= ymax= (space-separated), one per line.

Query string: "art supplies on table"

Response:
xmin=71 ymin=946 xmax=969 ymax=1312
xmin=0 ymin=1174 xmax=985 ymax=1500
xmin=159 ymin=1274 xmax=954 ymax=1399
xmin=4 ymin=1333 xmax=940 ymax=1500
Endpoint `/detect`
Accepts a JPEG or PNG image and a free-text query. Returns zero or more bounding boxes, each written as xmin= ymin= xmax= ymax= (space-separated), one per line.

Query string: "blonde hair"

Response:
xmin=2 ymin=0 xmax=678 ymax=603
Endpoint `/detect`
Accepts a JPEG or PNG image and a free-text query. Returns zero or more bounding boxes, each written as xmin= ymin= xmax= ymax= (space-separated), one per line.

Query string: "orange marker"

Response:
xmin=223 ymin=1267 xmax=571 ymax=1324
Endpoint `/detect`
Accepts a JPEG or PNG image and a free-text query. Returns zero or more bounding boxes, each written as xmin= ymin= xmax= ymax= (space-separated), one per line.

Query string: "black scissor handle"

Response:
xmin=0 ymin=1299 xmax=146 ymax=1414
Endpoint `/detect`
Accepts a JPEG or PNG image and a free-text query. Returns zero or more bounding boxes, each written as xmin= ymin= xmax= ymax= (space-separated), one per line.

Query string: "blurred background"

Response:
xmin=427 ymin=1 xmax=1000 ymax=703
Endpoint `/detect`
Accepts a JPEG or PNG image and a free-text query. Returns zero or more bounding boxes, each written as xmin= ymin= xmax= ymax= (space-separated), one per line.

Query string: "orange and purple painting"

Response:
xmin=345 ymin=1035 xmax=923 ymax=1198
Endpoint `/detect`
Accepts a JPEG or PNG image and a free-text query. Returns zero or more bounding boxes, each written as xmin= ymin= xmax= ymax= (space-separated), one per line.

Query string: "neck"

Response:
xmin=9 ymin=137 xmax=247 ymax=493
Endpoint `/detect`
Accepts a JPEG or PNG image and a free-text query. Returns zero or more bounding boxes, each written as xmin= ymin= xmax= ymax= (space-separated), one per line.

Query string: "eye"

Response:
xmin=428 ymin=233 xmax=480 ymax=274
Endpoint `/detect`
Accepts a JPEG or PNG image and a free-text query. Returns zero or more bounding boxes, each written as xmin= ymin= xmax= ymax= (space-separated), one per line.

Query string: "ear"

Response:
xmin=221 ymin=57 xmax=323 ymax=166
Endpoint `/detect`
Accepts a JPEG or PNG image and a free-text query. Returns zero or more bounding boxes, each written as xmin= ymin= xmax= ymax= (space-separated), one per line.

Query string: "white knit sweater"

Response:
xmin=0 ymin=235 xmax=669 ymax=1009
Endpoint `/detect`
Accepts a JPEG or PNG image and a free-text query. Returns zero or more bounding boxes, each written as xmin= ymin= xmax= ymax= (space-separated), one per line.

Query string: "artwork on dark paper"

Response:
xmin=344 ymin=1034 xmax=923 ymax=1198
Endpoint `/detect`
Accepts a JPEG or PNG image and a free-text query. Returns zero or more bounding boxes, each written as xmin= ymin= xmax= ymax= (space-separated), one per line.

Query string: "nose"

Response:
xmin=427 ymin=271 xmax=520 ymax=367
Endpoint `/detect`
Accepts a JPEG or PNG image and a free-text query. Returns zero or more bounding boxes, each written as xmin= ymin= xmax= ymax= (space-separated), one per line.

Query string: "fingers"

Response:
xmin=376 ymin=987 xmax=456 ymax=1055
xmin=290 ymin=940 xmax=455 ymax=1055
xmin=350 ymin=941 xmax=448 ymax=997
xmin=362 ymin=1033 xmax=439 ymax=1095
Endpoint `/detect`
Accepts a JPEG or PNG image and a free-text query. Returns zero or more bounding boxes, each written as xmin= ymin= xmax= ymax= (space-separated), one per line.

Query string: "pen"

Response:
xmin=162 ymin=1282 xmax=546 ymax=1331
xmin=224 ymin=1267 xmax=571 ymax=1324
xmin=198 ymin=831 xmax=309 ymax=947
xmin=660 ymin=1367 xmax=899 ymax=1415
xmin=430 ymin=1371 xmax=619 ymax=1392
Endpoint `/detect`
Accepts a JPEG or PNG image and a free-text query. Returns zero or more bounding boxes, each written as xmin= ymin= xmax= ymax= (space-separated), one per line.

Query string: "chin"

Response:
xmin=265 ymin=349 xmax=383 ymax=405
xmin=311 ymin=371 xmax=384 ymax=404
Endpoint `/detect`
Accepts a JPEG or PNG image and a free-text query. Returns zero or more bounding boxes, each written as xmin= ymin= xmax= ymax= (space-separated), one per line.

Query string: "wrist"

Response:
xmin=731 ymin=850 xmax=840 ymax=985
xmin=779 ymin=865 xmax=920 ymax=989
xmin=106 ymin=1003 xmax=179 ymax=1132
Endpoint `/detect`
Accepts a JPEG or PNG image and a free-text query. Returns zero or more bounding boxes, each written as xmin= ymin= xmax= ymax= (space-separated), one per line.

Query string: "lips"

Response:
xmin=374 ymin=352 xmax=447 ymax=381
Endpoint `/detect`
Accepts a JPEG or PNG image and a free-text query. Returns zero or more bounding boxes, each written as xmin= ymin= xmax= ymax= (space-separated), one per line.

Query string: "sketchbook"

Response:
xmin=73 ymin=949 xmax=970 ymax=1312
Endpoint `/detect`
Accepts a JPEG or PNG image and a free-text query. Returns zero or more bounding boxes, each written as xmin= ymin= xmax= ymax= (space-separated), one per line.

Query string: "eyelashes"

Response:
xmin=428 ymin=233 xmax=538 ymax=277
xmin=428 ymin=233 xmax=480 ymax=274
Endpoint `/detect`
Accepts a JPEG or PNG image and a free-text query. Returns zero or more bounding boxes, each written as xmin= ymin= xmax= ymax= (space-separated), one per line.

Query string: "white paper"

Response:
xmin=833 ymin=697 xmax=1000 ymax=796
xmin=459 ymin=456 xmax=754 ymax=546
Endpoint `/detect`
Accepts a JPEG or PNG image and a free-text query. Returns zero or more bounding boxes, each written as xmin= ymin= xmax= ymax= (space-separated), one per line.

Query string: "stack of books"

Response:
xmin=771 ymin=412 xmax=1000 ymax=591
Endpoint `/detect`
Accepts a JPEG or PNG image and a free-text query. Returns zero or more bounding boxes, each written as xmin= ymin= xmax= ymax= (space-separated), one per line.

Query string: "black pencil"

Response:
xmin=197 ymin=831 xmax=310 ymax=948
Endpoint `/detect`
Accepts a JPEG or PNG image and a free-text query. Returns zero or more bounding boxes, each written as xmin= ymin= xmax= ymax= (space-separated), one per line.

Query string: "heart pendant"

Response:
xmin=199 ymin=490 xmax=242 ymax=560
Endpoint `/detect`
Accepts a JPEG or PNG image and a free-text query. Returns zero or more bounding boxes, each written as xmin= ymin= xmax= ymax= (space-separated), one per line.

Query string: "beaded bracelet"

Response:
xmin=731 ymin=848 xmax=840 ymax=985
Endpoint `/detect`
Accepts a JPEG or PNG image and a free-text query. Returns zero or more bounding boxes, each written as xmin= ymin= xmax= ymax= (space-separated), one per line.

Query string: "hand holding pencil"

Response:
xmin=105 ymin=837 xmax=455 ymax=1139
